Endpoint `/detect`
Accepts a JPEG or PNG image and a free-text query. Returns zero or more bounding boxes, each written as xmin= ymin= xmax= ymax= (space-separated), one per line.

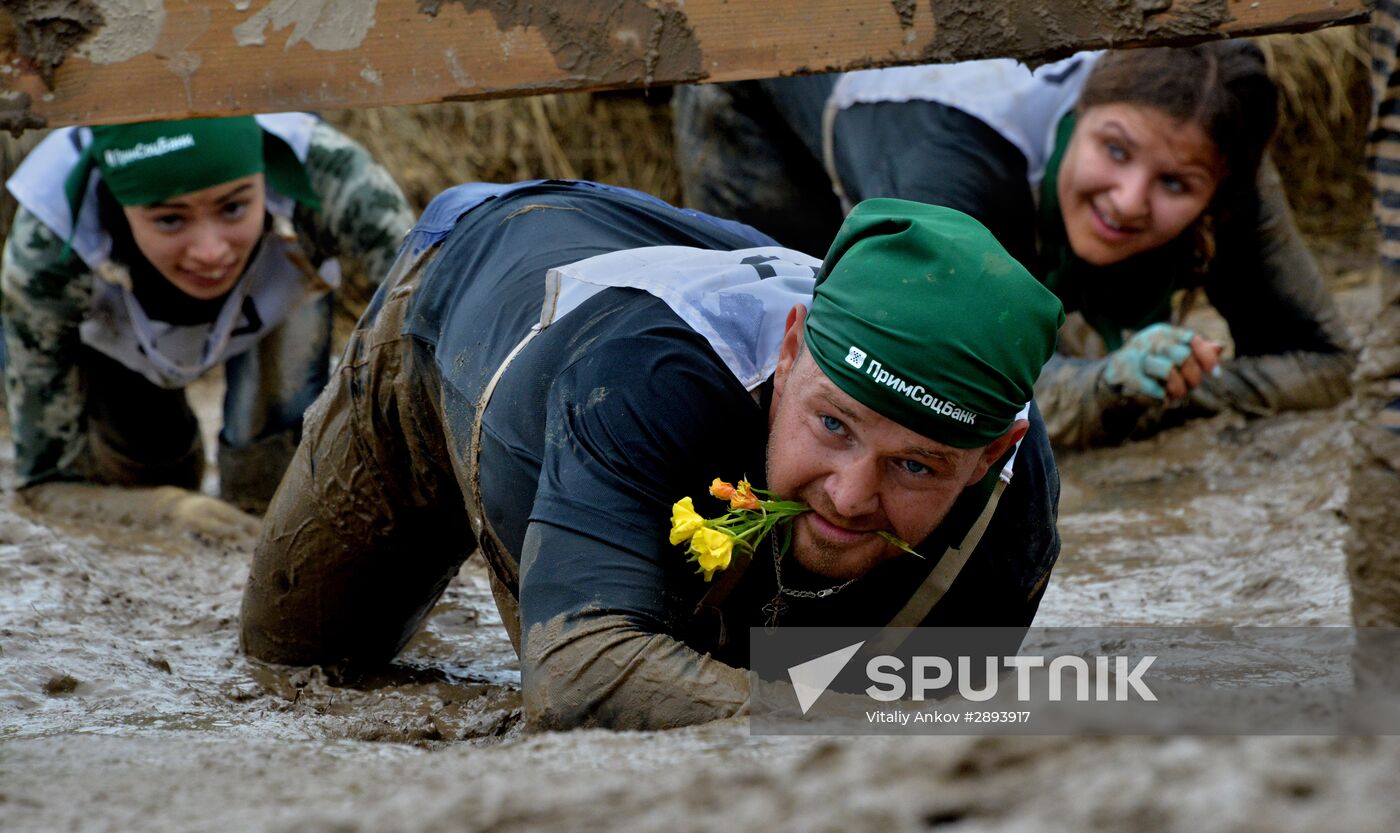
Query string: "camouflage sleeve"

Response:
xmin=293 ymin=121 xmax=415 ymax=288
xmin=2 ymin=207 xmax=92 ymax=486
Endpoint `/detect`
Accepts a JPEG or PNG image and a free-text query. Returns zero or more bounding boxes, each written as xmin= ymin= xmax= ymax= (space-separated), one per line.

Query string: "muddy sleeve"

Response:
xmin=1033 ymin=353 xmax=1160 ymax=448
xmin=520 ymin=528 xmax=751 ymax=732
xmin=1195 ymin=156 xmax=1356 ymax=416
xmin=671 ymin=78 xmax=844 ymax=257
xmin=294 ymin=121 xmax=416 ymax=288
xmin=517 ymin=333 xmax=760 ymax=731
xmin=1 ymin=207 xmax=93 ymax=486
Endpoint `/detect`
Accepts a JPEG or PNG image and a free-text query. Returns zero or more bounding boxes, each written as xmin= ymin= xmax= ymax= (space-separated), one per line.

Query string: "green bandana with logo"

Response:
xmin=64 ymin=116 xmax=319 ymax=219
xmin=805 ymin=199 xmax=1064 ymax=449
xmin=1037 ymin=111 xmax=1186 ymax=352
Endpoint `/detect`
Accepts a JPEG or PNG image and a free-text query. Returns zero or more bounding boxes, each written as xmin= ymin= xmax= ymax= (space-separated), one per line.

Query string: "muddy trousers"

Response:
xmin=239 ymin=276 xmax=498 ymax=673
xmin=78 ymin=295 xmax=333 ymax=514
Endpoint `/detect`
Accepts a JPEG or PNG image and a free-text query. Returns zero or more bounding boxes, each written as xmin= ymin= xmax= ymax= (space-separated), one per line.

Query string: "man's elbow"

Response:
xmin=520 ymin=612 xmax=749 ymax=732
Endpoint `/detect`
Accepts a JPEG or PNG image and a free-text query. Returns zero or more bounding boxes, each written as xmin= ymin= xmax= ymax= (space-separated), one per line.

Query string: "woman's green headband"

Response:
xmin=64 ymin=116 xmax=319 ymax=221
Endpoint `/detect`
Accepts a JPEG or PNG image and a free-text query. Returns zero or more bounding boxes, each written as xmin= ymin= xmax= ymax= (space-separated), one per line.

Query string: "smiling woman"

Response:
xmin=1054 ymin=105 xmax=1222 ymax=267
xmin=1 ymin=114 xmax=414 ymax=523
xmin=123 ymin=175 xmax=268 ymax=301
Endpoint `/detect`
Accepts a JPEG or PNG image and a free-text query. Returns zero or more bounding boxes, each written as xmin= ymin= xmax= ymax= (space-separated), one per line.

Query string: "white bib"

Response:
xmin=829 ymin=52 xmax=1100 ymax=187
xmin=544 ymin=245 xmax=820 ymax=391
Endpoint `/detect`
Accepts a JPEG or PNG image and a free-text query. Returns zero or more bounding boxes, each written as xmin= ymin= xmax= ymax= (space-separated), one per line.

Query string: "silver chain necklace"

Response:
xmin=762 ymin=543 xmax=857 ymax=630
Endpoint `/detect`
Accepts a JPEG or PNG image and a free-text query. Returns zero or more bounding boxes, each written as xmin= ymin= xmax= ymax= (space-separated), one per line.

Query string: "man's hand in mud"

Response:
xmin=19 ymin=483 xmax=261 ymax=543
xmin=1102 ymin=324 xmax=1224 ymax=402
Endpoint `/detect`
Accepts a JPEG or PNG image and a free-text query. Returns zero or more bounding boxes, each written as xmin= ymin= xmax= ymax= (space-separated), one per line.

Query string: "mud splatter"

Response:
xmin=3 ymin=0 xmax=104 ymax=86
xmin=151 ymin=4 xmax=209 ymax=109
xmin=233 ymin=0 xmax=379 ymax=50
xmin=73 ymin=0 xmax=163 ymax=65
xmin=0 ymin=90 xmax=46 ymax=136
xmin=443 ymin=46 xmax=474 ymax=88
xmin=420 ymin=0 xmax=705 ymax=87
xmin=925 ymin=0 xmax=1230 ymax=65
xmin=42 ymin=674 xmax=79 ymax=695
xmin=892 ymin=0 xmax=918 ymax=30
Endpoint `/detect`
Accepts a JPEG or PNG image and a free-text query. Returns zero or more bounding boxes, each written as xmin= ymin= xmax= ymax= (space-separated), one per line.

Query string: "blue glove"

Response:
xmin=1102 ymin=323 xmax=1195 ymax=400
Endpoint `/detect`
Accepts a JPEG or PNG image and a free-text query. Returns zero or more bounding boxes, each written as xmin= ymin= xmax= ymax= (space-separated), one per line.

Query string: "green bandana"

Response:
xmin=64 ymin=116 xmax=319 ymax=221
xmin=805 ymin=199 xmax=1064 ymax=448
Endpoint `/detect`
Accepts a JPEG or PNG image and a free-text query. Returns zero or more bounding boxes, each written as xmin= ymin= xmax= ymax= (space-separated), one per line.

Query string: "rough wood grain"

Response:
xmin=0 ymin=0 xmax=1372 ymax=130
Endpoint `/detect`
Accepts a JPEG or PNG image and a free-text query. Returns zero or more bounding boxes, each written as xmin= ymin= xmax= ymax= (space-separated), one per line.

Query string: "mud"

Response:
xmin=2 ymin=0 xmax=104 ymax=85
xmin=4 ymin=278 xmax=1400 ymax=830
xmin=232 ymin=0 xmax=378 ymax=51
xmin=0 ymin=90 xmax=45 ymax=135
xmin=74 ymin=0 xmax=163 ymax=65
xmin=926 ymin=0 xmax=1230 ymax=65
xmin=892 ymin=0 xmax=918 ymax=30
xmin=421 ymin=0 xmax=705 ymax=87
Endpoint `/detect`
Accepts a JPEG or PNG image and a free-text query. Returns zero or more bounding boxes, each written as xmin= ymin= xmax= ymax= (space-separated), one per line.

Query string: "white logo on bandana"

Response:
xmin=103 ymin=134 xmax=196 ymax=168
xmin=845 ymin=346 xmax=867 ymax=370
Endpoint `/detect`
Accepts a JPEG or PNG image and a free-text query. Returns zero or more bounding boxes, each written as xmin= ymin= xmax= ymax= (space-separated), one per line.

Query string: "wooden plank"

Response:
xmin=0 ymin=0 xmax=1372 ymax=130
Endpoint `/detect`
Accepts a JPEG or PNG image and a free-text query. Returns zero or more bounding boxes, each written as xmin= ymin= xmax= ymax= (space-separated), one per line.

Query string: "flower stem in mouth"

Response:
xmin=877 ymin=530 xmax=923 ymax=558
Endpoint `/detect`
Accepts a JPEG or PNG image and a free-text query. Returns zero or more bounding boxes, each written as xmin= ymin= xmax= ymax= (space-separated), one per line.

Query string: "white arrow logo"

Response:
xmin=788 ymin=641 xmax=865 ymax=715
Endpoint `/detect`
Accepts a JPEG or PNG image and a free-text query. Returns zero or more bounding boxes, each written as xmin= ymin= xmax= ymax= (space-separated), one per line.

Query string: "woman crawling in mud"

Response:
xmin=673 ymin=41 xmax=1355 ymax=448
xmin=1 ymin=114 xmax=413 ymax=530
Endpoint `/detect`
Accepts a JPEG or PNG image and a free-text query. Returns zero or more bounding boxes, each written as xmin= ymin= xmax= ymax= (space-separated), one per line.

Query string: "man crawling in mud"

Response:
xmin=240 ymin=180 xmax=1065 ymax=730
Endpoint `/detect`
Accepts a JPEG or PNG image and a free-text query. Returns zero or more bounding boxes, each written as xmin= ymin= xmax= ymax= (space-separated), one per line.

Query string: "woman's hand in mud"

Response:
xmin=1103 ymin=324 xmax=1224 ymax=402
xmin=149 ymin=487 xmax=262 ymax=543
xmin=18 ymin=483 xmax=261 ymax=544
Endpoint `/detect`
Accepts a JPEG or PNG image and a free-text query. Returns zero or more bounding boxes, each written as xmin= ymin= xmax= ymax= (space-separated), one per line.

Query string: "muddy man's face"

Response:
xmin=123 ymin=173 xmax=266 ymax=300
xmin=1056 ymin=103 xmax=1223 ymax=266
xmin=764 ymin=307 xmax=1019 ymax=581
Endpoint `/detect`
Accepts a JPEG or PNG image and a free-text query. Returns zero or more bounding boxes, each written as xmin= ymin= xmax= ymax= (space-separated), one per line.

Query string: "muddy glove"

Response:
xmin=1101 ymin=324 xmax=1197 ymax=400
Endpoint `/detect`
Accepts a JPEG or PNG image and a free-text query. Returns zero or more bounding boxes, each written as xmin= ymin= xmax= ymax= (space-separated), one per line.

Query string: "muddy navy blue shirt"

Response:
xmin=401 ymin=181 xmax=1060 ymax=666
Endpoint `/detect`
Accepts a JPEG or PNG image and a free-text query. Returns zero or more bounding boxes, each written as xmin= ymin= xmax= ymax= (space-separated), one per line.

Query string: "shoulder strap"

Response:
xmin=883 ymin=476 xmax=1008 ymax=629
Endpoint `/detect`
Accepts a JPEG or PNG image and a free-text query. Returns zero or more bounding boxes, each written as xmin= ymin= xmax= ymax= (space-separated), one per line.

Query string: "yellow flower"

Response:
xmin=688 ymin=526 xmax=735 ymax=582
xmin=669 ymin=496 xmax=705 ymax=546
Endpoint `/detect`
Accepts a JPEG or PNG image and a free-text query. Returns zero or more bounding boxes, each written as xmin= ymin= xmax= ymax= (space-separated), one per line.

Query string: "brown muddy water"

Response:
xmin=4 ymin=281 xmax=1400 ymax=832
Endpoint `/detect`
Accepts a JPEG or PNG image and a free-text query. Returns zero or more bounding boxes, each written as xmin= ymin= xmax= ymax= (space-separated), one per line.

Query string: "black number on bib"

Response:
xmin=740 ymin=254 xmax=781 ymax=279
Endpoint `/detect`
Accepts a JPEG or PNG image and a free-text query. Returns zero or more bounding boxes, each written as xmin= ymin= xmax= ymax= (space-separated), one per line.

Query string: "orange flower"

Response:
xmin=710 ymin=477 xmax=760 ymax=511
xmin=730 ymin=479 xmax=761 ymax=511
